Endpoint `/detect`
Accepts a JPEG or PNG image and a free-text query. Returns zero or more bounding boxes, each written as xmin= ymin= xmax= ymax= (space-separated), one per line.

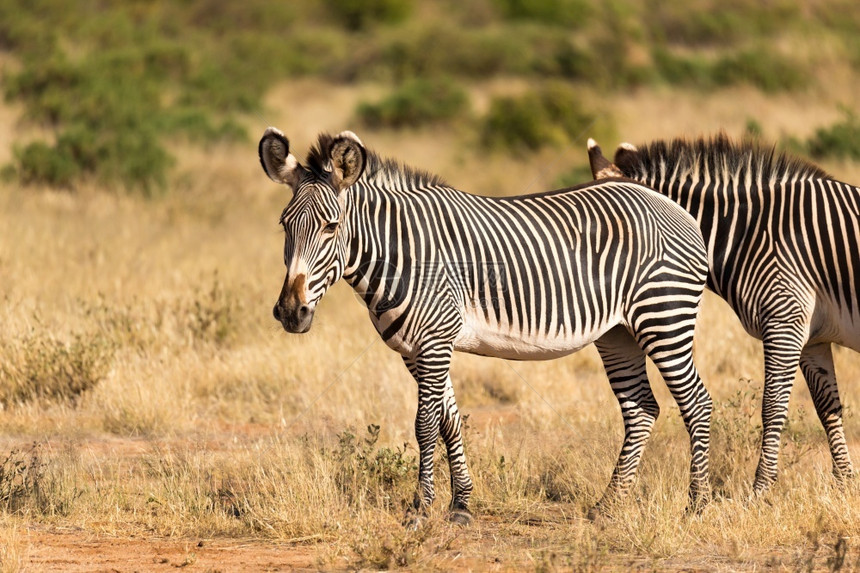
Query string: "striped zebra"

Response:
xmin=259 ymin=127 xmax=713 ymax=522
xmin=587 ymin=134 xmax=860 ymax=493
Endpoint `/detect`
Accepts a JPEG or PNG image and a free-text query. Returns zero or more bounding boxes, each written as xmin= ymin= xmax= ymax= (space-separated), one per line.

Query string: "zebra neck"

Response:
xmin=341 ymin=188 xmax=410 ymax=310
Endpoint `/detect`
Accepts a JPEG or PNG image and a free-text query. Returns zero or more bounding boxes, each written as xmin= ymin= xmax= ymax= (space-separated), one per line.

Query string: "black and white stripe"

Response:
xmin=261 ymin=128 xmax=713 ymax=520
xmin=590 ymin=134 xmax=860 ymax=493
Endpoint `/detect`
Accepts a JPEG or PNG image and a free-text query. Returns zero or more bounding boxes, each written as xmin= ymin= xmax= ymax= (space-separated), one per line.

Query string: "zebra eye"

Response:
xmin=322 ymin=221 xmax=339 ymax=234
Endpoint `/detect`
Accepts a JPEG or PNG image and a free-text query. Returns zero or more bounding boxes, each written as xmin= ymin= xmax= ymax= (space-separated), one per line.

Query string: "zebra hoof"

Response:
xmin=832 ymin=468 xmax=857 ymax=489
xmin=586 ymin=504 xmax=607 ymax=522
xmin=685 ymin=488 xmax=712 ymax=515
xmin=448 ymin=508 xmax=473 ymax=526
xmin=402 ymin=508 xmax=427 ymax=530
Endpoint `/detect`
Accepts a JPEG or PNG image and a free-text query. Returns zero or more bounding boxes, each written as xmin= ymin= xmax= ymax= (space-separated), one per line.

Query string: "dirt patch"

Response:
xmin=22 ymin=527 xmax=320 ymax=572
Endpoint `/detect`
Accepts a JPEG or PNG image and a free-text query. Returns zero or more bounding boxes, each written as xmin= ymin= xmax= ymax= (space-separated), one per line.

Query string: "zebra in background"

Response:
xmin=259 ymin=127 xmax=713 ymax=522
xmin=587 ymin=134 xmax=860 ymax=494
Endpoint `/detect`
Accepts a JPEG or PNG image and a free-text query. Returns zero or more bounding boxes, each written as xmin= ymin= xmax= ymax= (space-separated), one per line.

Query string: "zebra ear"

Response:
xmin=259 ymin=127 xmax=303 ymax=188
xmin=587 ymin=138 xmax=624 ymax=180
xmin=330 ymin=131 xmax=366 ymax=193
xmin=613 ymin=142 xmax=640 ymax=176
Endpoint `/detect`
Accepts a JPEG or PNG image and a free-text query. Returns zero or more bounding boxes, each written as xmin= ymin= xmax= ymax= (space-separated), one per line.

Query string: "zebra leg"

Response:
xmin=403 ymin=344 xmax=473 ymax=523
xmin=800 ymin=343 xmax=855 ymax=482
xmin=439 ymin=373 xmax=474 ymax=524
xmin=589 ymin=326 xmax=660 ymax=519
xmin=638 ymin=327 xmax=713 ymax=511
xmin=753 ymin=332 xmax=805 ymax=494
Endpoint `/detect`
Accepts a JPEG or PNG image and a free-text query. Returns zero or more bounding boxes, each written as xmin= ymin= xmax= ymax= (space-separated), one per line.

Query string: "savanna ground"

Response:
xmin=2 ymin=1 xmax=860 ymax=571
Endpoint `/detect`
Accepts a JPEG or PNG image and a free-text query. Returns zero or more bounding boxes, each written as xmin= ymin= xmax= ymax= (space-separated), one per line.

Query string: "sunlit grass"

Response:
xmin=1 ymin=74 xmax=860 ymax=568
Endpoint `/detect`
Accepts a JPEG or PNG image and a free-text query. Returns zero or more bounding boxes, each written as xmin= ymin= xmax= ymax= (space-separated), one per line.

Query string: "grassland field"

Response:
xmin=2 ymin=2 xmax=860 ymax=571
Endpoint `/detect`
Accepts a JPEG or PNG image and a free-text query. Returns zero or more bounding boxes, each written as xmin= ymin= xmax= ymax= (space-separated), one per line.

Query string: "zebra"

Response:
xmin=587 ymin=134 xmax=860 ymax=494
xmin=259 ymin=127 xmax=713 ymax=522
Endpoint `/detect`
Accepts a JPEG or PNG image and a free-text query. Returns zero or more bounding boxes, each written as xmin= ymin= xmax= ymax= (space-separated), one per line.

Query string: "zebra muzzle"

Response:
xmin=273 ymin=300 xmax=314 ymax=333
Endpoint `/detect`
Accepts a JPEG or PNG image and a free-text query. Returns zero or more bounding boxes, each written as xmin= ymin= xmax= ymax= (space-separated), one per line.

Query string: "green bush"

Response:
xmin=652 ymin=48 xmax=713 ymax=86
xmin=554 ymin=164 xmax=596 ymax=189
xmin=481 ymin=83 xmax=596 ymax=152
xmin=369 ymin=25 xmax=528 ymax=81
xmin=325 ymin=0 xmax=413 ymax=30
xmin=333 ymin=424 xmax=416 ymax=508
xmin=0 ymin=2 xmax=266 ymax=192
xmin=356 ymin=78 xmax=469 ymax=128
xmin=345 ymin=24 xmax=600 ymax=83
xmin=711 ymin=48 xmax=807 ymax=93
xmin=806 ymin=110 xmax=860 ymax=161
xmin=652 ymin=46 xmax=807 ymax=93
xmin=643 ymin=0 xmax=801 ymax=47
xmin=493 ymin=0 xmax=591 ymax=27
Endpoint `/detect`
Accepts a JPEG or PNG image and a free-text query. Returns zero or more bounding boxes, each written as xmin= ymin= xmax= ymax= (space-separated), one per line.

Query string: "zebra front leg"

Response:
xmin=753 ymin=331 xmax=805 ymax=494
xmin=590 ymin=326 xmax=660 ymax=519
xmin=800 ymin=343 xmax=855 ymax=483
xmin=439 ymin=373 xmax=474 ymax=524
xmin=403 ymin=344 xmax=473 ymax=524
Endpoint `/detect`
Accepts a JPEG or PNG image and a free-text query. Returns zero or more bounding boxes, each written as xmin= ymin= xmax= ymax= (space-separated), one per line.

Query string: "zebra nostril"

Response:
xmin=273 ymin=304 xmax=281 ymax=321
xmin=297 ymin=304 xmax=311 ymax=319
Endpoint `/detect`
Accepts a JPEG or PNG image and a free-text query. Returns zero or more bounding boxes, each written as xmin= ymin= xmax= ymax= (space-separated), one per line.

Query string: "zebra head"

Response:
xmin=259 ymin=127 xmax=367 ymax=333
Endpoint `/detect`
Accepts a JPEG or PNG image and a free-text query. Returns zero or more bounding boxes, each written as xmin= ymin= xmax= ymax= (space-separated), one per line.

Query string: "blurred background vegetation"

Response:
xmin=0 ymin=0 xmax=858 ymax=193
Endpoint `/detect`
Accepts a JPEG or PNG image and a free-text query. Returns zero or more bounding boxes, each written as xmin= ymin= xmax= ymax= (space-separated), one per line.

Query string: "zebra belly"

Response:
xmin=453 ymin=309 xmax=617 ymax=360
xmin=811 ymin=295 xmax=860 ymax=351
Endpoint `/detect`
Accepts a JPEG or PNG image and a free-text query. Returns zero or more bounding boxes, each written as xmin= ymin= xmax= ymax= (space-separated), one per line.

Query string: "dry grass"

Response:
xmin=1 ymin=78 xmax=860 ymax=570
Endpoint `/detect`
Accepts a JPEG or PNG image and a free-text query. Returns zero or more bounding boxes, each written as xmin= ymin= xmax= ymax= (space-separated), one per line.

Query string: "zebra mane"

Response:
xmin=305 ymin=133 xmax=447 ymax=190
xmin=622 ymin=133 xmax=830 ymax=184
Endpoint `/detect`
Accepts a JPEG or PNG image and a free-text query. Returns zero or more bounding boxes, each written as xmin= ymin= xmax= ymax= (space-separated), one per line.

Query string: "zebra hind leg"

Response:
xmin=637 ymin=324 xmax=713 ymax=513
xmin=754 ymin=331 xmax=805 ymax=494
xmin=589 ymin=326 xmax=660 ymax=520
xmin=800 ymin=343 xmax=855 ymax=483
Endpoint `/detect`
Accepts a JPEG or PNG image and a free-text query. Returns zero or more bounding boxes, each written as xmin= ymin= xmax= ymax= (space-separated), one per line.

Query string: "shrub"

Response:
xmin=0 ymin=2 xmax=259 ymax=192
xmin=554 ymin=164 xmax=595 ymax=189
xmin=652 ymin=48 xmax=713 ymax=87
xmin=356 ymin=78 xmax=469 ymax=128
xmin=368 ymin=25 xmax=528 ymax=81
xmin=333 ymin=424 xmax=417 ymax=508
xmin=805 ymin=110 xmax=860 ymax=161
xmin=643 ymin=1 xmax=801 ymax=47
xmin=0 ymin=444 xmax=45 ymax=512
xmin=653 ymin=46 xmax=807 ymax=93
xmin=325 ymin=0 xmax=413 ymax=30
xmin=481 ymin=83 xmax=596 ymax=153
xmin=492 ymin=0 xmax=591 ymax=28
xmin=0 ymin=331 xmax=115 ymax=407
xmin=184 ymin=274 xmax=244 ymax=347
xmin=711 ymin=48 xmax=807 ymax=93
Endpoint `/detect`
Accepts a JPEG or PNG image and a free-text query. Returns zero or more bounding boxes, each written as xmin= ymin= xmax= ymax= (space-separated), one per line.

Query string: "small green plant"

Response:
xmin=0 ymin=331 xmax=115 ymax=407
xmin=481 ymin=83 xmax=596 ymax=153
xmin=185 ymin=274 xmax=243 ymax=347
xmin=744 ymin=118 xmax=764 ymax=140
xmin=356 ymin=78 xmax=469 ymax=128
xmin=333 ymin=424 xmax=416 ymax=508
xmin=806 ymin=109 xmax=860 ymax=161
